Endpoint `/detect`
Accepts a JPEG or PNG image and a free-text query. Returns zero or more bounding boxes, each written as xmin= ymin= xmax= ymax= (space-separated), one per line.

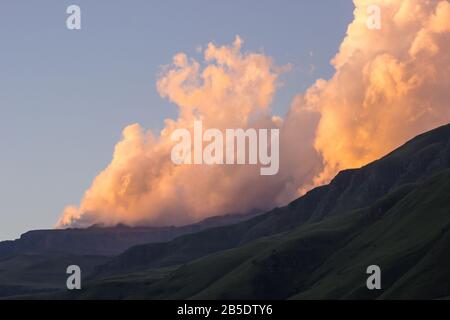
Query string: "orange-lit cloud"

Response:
xmin=299 ymin=0 xmax=450 ymax=186
xmin=57 ymin=37 xmax=293 ymax=228
xmin=57 ymin=0 xmax=450 ymax=228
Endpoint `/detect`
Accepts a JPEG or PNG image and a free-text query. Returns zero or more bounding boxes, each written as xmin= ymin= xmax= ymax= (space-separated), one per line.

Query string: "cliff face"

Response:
xmin=0 ymin=212 xmax=260 ymax=257
xmin=239 ymin=123 xmax=450 ymax=243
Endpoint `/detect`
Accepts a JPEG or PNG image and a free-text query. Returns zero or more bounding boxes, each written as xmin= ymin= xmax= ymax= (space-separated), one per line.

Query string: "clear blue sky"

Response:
xmin=0 ymin=0 xmax=354 ymax=240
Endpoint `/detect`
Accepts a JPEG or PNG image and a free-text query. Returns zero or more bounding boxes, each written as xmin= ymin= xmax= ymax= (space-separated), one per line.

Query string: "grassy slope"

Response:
xmin=73 ymin=170 xmax=450 ymax=299
xmin=0 ymin=253 xmax=110 ymax=298
xmin=292 ymin=170 xmax=450 ymax=299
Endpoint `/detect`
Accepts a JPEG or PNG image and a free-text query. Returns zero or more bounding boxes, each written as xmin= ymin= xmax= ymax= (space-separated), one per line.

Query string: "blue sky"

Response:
xmin=0 ymin=0 xmax=354 ymax=240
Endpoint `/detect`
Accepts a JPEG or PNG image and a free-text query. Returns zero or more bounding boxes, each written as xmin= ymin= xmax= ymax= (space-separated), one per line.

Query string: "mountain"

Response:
xmin=85 ymin=123 xmax=450 ymax=278
xmin=69 ymin=170 xmax=450 ymax=299
xmin=0 ymin=211 xmax=261 ymax=258
xmin=2 ymin=123 xmax=450 ymax=299
xmin=74 ymin=123 xmax=450 ymax=299
xmin=0 ymin=212 xmax=261 ymax=298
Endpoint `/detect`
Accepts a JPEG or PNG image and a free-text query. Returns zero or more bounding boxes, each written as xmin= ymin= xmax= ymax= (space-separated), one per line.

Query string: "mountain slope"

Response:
xmin=0 ymin=212 xmax=260 ymax=258
xmin=0 ymin=253 xmax=110 ymax=298
xmin=70 ymin=169 xmax=450 ymax=299
xmin=90 ymin=124 xmax=450 ymax=278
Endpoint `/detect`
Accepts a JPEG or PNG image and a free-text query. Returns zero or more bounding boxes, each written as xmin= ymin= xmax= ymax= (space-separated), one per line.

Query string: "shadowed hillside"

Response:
xmin=71 ymin=170 xmax=450 ymax=299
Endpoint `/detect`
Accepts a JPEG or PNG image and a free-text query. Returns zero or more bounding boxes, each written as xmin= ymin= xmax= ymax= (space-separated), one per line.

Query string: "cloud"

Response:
xmin=57 ymin=0 xmax=450 ymax=228
xmin=57 ymin=37 xmax=295 ymax=228
xmin=298 ymin=0 xmax=450 ymax=186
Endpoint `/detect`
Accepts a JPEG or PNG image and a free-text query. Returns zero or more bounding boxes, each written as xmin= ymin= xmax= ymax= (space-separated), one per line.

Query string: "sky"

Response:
xmin=0 ymin=0 xmax=355 ymax=240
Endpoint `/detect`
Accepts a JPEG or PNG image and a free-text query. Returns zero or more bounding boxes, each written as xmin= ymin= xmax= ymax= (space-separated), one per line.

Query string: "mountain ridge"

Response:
xmin=0 ymin=211 xmax=261 ymax=257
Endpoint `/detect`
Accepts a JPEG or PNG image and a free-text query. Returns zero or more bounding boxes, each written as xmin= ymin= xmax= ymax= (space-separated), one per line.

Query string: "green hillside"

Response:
xmin=63 ymin=169 xmax=450 ymax=299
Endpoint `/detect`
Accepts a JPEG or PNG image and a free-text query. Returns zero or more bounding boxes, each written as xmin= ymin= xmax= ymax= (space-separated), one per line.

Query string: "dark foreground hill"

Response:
xmin=69 ymin=169 xmax=450 ymax=299
xmin=3 ymin=123 xmax=450 ymax=299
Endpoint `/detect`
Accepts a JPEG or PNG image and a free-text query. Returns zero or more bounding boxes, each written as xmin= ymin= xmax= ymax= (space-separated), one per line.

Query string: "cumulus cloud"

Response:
xmin=57 ymin=0 xmax=450 ymax=228
xmin=298 ymin=0 xmax=450 ymax=186
xmin=57 ymin=37 xmax=297 ymax=228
